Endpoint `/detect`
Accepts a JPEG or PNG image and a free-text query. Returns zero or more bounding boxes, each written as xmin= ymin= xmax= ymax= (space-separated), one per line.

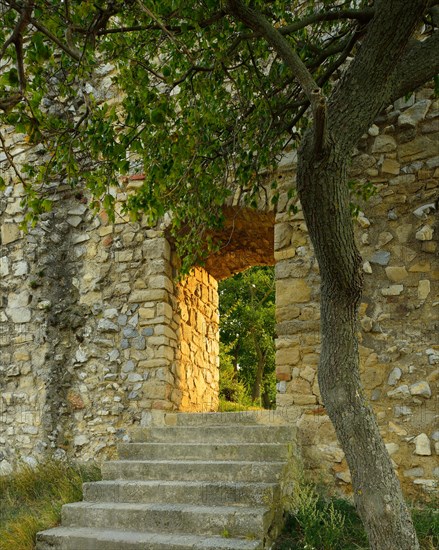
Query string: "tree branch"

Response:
xmin=312 ymin=90 xmax=327 ymax=158
xmin=225 ymin=0 xmax=319 ymax=102
xmin=0 ymin=0 xmax=34 ymax=62
xmin=388 ymin=30 xmax=439 ymax=103
xmin=137 ymin=0 xmax=195 ymax=63
xmin=4 ymin=0 xmax=82 ymax=61
xmin=70 ymin=10 xmax=226 ymax=36
xmin=327 ymin=0 xmax=431 ymax=148
xmin=225 ymin=0 xmax=328 ymax=153
xmin=279 ymin=7 xmax=374 ymax=37
xmin=0 ymin=129 xmax=28 ymax=187
xmin=0 ymin=92 xmax=23 ymax=111
xmin=30 ymin=17 xmax=81 ymax=61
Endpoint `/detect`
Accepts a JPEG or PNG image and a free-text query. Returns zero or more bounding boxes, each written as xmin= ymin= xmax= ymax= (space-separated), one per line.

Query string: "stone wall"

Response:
xmin=1 ymin=86 xmax=438 ymax=496
xmin=0 ymin=178 xmax=219 ymax=470
xmin=274 ymin=88 xmax=438 ymax=496
xmin=175 ymin=267 xmax=219 ymax=411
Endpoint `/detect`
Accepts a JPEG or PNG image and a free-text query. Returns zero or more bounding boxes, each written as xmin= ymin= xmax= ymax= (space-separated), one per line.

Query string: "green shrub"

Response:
xmin=277 ymin=463 xmax=437 ymax=550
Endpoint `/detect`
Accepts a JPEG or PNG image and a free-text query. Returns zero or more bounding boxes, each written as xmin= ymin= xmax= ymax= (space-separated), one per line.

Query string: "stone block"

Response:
xmin=129 ymin=289 xmax=169 ymax=303
xmin=299 ymin=365 xmax=316 ymax=383
xmin=276 ymin=347 xmax=300 ymax=366
xmin=372 ymin=135 xmax=397 ymax=153
xmin=397 ymin=99 xmax=431 ymax=127
xmin=389 ymin=174 xmax=415 ymax=186
xmin=414 ymin=433 xmax=431 ymax=456
xmin=385 ymin=266 xmax=408 ymax=283
xmin=139 ymin=307 xmax=155 ymax=320
xmin=142 ymin=381 xmax=170 ymax=400
xmin=0 ymin=256 xmax=9 ymax=276
xmin=149 ymin=275 xmax=174 ymax=292
xmin=274 ymin=222 xmax=293 ymax=250
xmin=302 ymin=353 xmax=319 ymax=366
xmin=370 ymin=251 xmax=391 ymax=266
xmin=275 ymin=305 xmax=300 ymax=322
xmin=274 ymin=248 xmax=296 ymax=261
xmin=394 ymin=224 xmax=413 ymax=243
xmin=387 ymin=367 xmax=402 ymax=386
xmin=421 ymin=242 xmax=437 ymax=253
xmin=276 ymin=366 xmax=292 ymax=381
xmin=276 ymin=279 xmax=311 ymax=305
xmin=291 ymin=377 xmax=311 ymax=394
xmin=409 ymin=381 xmax=431 ymax=398
xmin=388 ymin=385 xmax=410 ymax=398
xmin=408 ymin=260 xmax=431 ymax=272
xmin=142 ymin=238 xmax=171 ymax=260
xmin=418 ymin=280 xmax=430 ymax=300
xmin=381 ymin=285 xmax=404 ymax=296
xmin=385 ymin=443 xmax=399 ymax=456
xmin=415 ymin=225 xmax=434 ymax=241
xmin=388 ymin=421 xmax=407 ymax=436
xmin=398 ymin=135 xmax=439 ymax=162
xmin=381 ymin=158 xmax=400 ymax=175
xmin=7 ymin=291 xmax=30 ymax=308
xmin=292 ymin=394 xmax=317 ymax=405
xmin=1 ymin=223 xmax=21 ymax=245
xmin=362 ymin=364 xmax=387 ymax=390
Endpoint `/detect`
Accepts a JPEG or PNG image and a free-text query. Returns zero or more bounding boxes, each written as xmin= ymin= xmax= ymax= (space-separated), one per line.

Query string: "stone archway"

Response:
xmin=173 ymin=206 xmax=275 ymax=412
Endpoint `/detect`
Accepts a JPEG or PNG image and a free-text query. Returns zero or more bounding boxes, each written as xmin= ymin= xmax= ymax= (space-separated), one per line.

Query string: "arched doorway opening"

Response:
xmin=174 ymin=206 xmax=275 ymax=412
xmin=218 ymin=265 xmax=276 ymax=410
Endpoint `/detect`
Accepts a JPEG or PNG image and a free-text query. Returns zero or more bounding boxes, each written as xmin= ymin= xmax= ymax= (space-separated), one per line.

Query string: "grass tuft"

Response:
xmin=276 ymin=464 xmax=438 ymax=550
xmin=0 ymin=458 xmax=101 ymax=550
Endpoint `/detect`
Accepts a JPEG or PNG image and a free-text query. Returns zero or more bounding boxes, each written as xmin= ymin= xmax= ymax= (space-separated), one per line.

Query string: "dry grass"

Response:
xmin=0 ymin=459 xmax=101 ymax=550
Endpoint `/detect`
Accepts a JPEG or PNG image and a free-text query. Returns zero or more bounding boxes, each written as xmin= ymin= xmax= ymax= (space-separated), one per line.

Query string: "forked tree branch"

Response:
xmin=388 ymin=30 xmax=439 ymax=103
xmin=225 ymin=0 xmax=318 ymax=100
xmin=0 ymin=93 xmax=23 ymax=111
xmin=4 ymin=0 xmax=82 ymax=61
xmin=279 ymin=7 xmax=374 ymax=36
xmin=225 ymin=0 xmax=327 ymax=153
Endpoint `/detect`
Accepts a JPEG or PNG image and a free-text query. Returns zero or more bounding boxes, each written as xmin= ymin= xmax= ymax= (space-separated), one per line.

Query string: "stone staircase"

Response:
xmin=37 ymin=411 xmax=296 ymax=550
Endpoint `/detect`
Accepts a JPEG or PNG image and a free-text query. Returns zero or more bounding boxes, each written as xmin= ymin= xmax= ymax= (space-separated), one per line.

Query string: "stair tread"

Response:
xmin=37 ymin=413 xmax=292 ymax=549
xmin=122 ymin=442 xmax=288 ymax=446
xmin=145 ymin=425 xmax=293 ymax=430
xmin=64 ymin=501 xmax=269 ymax=513
xmin=107 ymin=459 xmax=286 ymax=465
xmin=86 ymin=480 xmax=278 ymax=487
xmin=38 ymin=527 xmax=263 ymax=549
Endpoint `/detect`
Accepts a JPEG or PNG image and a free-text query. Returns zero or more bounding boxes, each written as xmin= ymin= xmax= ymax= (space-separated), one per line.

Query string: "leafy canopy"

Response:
xmin=0 ymin=1 xmax=437 ymax=266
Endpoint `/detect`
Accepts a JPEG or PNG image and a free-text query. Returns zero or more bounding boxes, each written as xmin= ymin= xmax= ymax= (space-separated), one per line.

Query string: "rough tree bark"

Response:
xmin=297 ymin=141 xmax=420 ymax=550
xmin=226 ymin=0 xmax=439 ymax=548
xmin=295 ymin=1 xmax=434 ymax=548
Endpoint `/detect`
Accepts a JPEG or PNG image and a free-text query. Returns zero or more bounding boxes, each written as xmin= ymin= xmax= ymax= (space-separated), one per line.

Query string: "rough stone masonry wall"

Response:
xmin=0 ymin=171 xmax=219 ymax=471
xmin=274 ymin=88 xmax=438 ymax=496
xmin=174 ymin=266 xmax=219 ymax=412
xmin=0 ymin=85 xmax=438 ymax=499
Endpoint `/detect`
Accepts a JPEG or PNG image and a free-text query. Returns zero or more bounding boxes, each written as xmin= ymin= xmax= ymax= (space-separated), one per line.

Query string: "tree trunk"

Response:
xmin=262 ymin=388 xmax=271 ymax=409
xmin=251 ymin=332 xmax=265 ymax=403
xmin=297 ymin=136 xmax=420 ymax=550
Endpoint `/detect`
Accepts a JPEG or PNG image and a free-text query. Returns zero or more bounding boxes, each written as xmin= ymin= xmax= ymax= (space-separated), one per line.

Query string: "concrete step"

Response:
xmin=83 ymin=480 xmax=279 ymax=506
xmin=37 ymin=527 xmax=263 ymax=549
xmin=102 ymin=459 xmax=286 ymax=483
xmin=131 ymin=425 xmax=296 ymax=444
xmin=61 ymin=501 xmax=271 ymax=539
xmin=162 ymin=411 xmax=288 ymax=427
xmin=36 ymin=412 xmax=295 ymax=549
xmin=118 ymin=442 xmax=290 ymax=461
